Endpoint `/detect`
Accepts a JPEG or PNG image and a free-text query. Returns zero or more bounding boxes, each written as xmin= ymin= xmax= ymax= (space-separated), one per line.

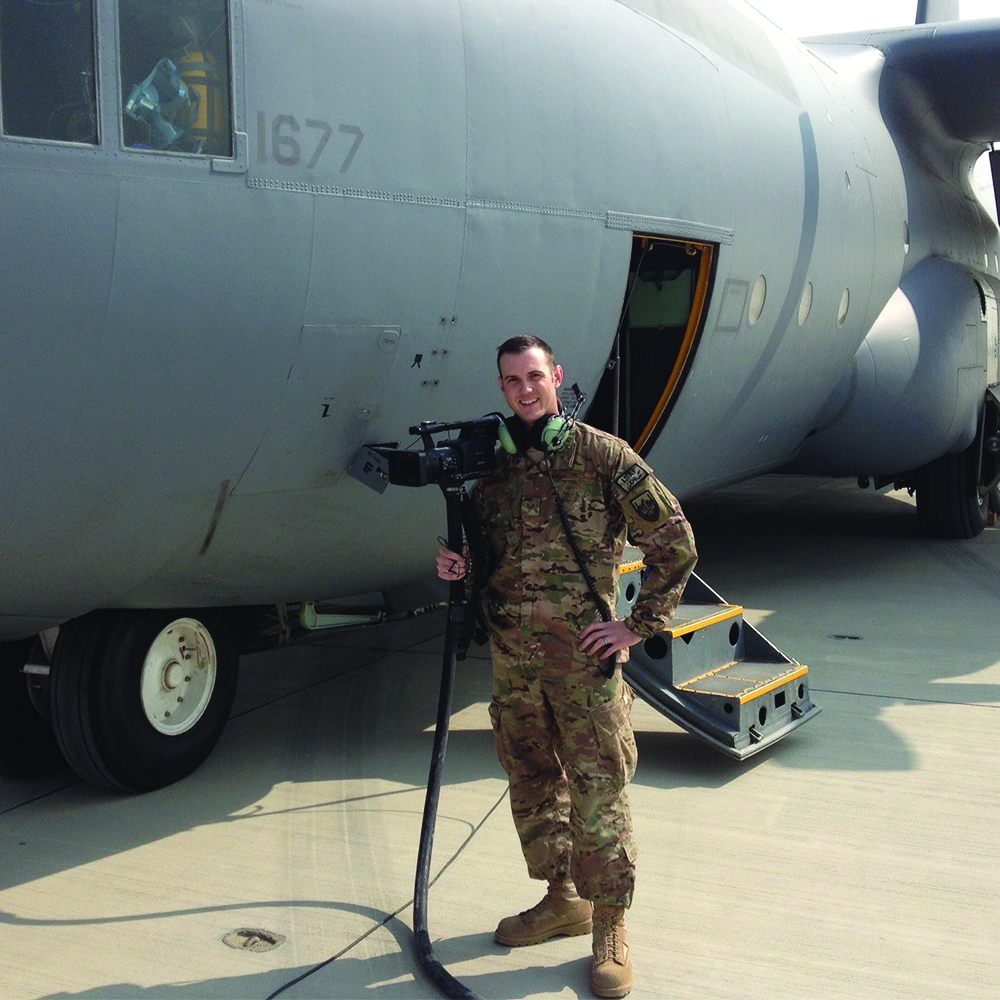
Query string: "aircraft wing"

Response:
xmin=803 ymin=19 xmax=1000 ymax=144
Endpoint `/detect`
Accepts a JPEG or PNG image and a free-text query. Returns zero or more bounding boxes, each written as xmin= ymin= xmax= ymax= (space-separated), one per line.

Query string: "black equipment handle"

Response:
xmin=455 ymin=488 xmax=489 ymax=659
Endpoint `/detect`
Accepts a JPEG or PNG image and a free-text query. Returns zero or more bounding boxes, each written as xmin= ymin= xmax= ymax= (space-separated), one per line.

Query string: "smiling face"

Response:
xmin=498 ymin=345 xmax=565 ymax=427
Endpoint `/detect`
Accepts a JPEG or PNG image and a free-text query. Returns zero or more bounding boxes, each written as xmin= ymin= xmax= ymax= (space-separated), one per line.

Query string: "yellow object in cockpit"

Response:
xmin=176 ymin=50 xmax=228 ymax=154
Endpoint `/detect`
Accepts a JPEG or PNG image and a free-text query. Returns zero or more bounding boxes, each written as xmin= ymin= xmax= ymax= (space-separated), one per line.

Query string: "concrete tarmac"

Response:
xmin=1 ymin=476 xmax=997 ymax=999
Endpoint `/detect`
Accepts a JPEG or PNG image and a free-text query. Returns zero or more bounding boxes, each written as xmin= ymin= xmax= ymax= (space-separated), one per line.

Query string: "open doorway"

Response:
xmin=587 ymin=234 xmax=714 ymax=452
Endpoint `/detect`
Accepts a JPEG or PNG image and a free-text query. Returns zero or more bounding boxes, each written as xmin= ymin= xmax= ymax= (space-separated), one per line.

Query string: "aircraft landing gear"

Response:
xmin=0 ymin=638 xmax=66 ymax=778
xmin=915 ymin=439 xmax=988 ymax=538
xmin=48 ymin=610 xmax=239 ymax=792
xmin=915 ymin=397 xmax=1000 ymax=539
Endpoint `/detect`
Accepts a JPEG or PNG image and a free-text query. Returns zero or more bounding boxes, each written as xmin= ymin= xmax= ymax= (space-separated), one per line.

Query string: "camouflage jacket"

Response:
xmin=473 ymin=422 xmax=697 ymax=665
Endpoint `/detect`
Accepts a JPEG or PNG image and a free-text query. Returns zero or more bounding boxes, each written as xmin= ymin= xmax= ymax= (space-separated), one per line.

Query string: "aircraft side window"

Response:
xmin=0 ymin=0 xmax=99 ymax=144
xmin=118 ymin=0 xmax=232 ymax=157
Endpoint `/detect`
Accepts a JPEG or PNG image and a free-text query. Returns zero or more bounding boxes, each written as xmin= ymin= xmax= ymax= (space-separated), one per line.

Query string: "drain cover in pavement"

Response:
xmin=222 ymin=928 xmax=285 ymax=952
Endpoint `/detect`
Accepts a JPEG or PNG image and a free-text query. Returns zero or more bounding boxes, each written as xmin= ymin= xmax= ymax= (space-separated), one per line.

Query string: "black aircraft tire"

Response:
xmin=989 ymin=486 xmax=1000 ymax=516
xmin=0 ymin=638 xmax=65 ymax=778
xmin=915 ymin=440 xmax=988 ymax=539
xmin=50 ymin=610 xmax=239 ymax=792
xmin=49 ymin=611 xmax=126 ymax=789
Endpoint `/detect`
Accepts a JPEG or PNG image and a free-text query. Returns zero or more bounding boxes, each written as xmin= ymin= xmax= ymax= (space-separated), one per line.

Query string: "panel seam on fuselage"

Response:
xmin=244 ymin=178 xmax=737 ymax=244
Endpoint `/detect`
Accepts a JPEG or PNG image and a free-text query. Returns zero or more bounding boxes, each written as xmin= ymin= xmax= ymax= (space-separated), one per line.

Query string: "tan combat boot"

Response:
xmin=494 ymin=878 xmax=593 ymax=946
xmin=591 ymin=904 xmax=633 ymax=998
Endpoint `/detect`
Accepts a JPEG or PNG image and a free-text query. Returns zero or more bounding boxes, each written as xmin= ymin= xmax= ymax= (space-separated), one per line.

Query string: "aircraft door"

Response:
xmin=587 ymin=235 xmax=714 ymax=452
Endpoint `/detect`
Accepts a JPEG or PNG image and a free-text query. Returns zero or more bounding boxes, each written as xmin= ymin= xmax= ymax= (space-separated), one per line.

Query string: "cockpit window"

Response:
xmin=0 ymin=0 xmax=99 ymax=144
xmin=118 ymin=0 xmax=232 ymax=157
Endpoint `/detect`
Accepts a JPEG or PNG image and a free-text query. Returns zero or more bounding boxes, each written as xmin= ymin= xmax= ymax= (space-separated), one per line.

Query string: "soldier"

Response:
xmin=436 ymin=336 xmax=696 ymax=998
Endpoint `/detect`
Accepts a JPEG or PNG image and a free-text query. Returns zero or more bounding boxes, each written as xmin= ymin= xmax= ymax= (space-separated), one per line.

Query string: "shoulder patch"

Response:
xmin=615 ymin=464 xmax=648 ymax=494
xmin=630 ymin=489 xmax=661 ymax=522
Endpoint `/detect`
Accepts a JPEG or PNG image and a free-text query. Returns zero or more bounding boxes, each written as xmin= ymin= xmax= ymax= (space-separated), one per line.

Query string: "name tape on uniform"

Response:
xmin=614 ymin=464 xmax=648 ymax=495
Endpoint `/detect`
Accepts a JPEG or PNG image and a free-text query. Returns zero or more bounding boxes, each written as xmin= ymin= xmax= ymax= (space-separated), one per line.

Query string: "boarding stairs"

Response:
xmin=617 ymin=547 xmax=820 ymax=758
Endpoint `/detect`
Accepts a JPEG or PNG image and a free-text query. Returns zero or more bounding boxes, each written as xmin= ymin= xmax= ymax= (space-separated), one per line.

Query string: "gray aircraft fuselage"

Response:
xmin=2 ymin=0 xmax=998 ymax=640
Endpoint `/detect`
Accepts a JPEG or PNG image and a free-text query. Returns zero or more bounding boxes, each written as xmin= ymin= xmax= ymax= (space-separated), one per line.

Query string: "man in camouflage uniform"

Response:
xmin=437 ymin=336 xmax=696 ymax=998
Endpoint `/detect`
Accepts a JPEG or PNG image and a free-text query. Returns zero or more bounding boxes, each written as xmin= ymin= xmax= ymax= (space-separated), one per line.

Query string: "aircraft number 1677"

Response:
xmin=256 ymin=111 xmax=364 ymax=172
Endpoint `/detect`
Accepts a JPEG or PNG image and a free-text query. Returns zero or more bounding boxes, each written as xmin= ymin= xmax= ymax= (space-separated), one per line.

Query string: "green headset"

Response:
xmin=497 ymin=411 xmax=572 ymax=455
xmin=496 ymin=384 xmax=585 ymax=455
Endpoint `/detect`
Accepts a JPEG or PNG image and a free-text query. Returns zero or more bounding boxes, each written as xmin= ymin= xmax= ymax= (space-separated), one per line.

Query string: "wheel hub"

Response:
xmin=163 ymin=661 xmax=184 ymax=690
xmin=140 ymin=618 xmax=217 ymax=736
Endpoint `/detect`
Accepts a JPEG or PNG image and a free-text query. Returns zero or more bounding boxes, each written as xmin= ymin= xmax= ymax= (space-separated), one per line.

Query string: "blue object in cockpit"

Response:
xmin=124 ymin=58 xmax=201 ymax=151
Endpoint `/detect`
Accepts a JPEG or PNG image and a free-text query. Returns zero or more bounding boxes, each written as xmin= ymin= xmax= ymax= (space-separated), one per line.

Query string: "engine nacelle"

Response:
xmin=792 ymin=257 xmax=994 ymax=476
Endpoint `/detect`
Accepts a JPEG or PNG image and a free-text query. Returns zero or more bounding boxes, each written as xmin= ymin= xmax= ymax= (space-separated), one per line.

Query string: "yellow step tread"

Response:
xmin=677 ymin=661 xmax=809 ymax=704
xmin=667 ymin=603 xmax=743 ymax=637
xmin=618 ymin=560 xmax=645 ymax=575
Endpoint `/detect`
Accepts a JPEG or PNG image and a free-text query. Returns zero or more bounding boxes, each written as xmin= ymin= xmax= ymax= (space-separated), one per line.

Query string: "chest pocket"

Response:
xmin=550 ymin=471 xmax=611 ymax=547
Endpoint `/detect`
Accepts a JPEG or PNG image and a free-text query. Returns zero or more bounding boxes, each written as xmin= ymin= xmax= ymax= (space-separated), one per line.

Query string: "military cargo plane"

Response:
xmin=1 ymin=0 xmax=997 ymax=790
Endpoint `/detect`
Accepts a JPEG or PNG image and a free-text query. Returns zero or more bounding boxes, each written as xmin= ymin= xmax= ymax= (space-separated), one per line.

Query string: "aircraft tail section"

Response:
xmin=916 ymin=0 xmax=960 ymax=23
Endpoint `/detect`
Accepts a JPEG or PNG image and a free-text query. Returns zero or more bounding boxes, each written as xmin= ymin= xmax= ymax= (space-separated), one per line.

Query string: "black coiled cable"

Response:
xmin=413 ymin=484 xmax=483 ymax=1000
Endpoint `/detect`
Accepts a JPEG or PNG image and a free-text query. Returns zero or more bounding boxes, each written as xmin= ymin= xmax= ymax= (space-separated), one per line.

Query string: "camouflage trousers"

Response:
xmin=488 ymin=644 xmax=638 ymax=907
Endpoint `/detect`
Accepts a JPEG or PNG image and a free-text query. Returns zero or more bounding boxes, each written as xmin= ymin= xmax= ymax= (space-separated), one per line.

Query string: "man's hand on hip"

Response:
xmin=579 ymin=619 xmax=641 ymax=660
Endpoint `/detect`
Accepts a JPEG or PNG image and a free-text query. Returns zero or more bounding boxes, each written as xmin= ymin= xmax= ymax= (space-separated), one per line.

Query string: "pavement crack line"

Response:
xmin=264 ymin=786 xmax=510 ymax=1000
xmin=0 ymin=779 xmax=82 ymax=817
xmin=810 ymin=686 xmax=1000 ymax=709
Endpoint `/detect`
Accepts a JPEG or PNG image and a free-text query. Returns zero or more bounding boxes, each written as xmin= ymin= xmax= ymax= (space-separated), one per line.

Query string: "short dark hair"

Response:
xmin=496 ymin=335 xmax=556 ymax=374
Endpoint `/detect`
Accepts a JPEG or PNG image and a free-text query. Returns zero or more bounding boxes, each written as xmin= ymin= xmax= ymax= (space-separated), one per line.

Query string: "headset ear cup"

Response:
xmin=503 ymin=414 xmax=570 ymax=454
xmin=498 ymin=420 xmax=519 ymax=454
xmin=539 ymin=415 xmax=569 ymax=451
xmin=530 ymin=415 xmax=550 ymax=452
